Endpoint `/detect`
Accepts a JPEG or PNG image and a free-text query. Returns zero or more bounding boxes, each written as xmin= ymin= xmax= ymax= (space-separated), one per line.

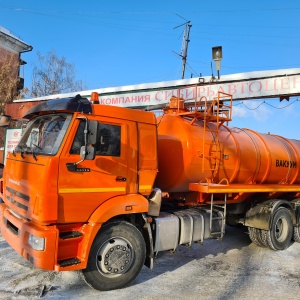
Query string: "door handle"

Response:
xmin=115 ymin=176 xmax=126 ymax=182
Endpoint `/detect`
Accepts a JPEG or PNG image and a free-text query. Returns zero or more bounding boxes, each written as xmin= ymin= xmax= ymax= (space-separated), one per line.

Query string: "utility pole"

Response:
xmin=180 ymin=21 xmax=192 ymax=79
xmin=173 ymin=15 xmax=192 ymax=79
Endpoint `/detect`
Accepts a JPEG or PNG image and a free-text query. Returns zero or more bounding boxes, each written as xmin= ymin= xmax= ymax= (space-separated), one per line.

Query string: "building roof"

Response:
xmin=0 ymin=25 xmax=32 ymax=53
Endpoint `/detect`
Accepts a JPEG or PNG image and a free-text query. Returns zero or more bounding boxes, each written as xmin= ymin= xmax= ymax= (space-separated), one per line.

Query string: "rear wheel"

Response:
xmin=260 ymin=229 xmax=269 ymax=247
xmin=293 ymin=225 xmax=300 ymax=242
xmin=293 ymin=208 xmax=300 ymax=242
xmin=264 ymin=207 xmax=293 ymax=250
xmin=248 ymin=227 xmax=265 ymax=247
xmin=82 ymin=221 xmax=146 ymax=291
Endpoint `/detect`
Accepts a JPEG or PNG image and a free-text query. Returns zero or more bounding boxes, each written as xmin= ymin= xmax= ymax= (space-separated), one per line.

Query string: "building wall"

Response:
xmin=0 ymin=26 xmax=32 ymax=113
xmin=0 ymin=47 xmax=19 ymax=64
xmin=0 ymin=47 xmax=19 ymax=100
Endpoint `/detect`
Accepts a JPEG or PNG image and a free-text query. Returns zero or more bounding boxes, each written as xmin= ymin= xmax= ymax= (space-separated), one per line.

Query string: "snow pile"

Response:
xmin=1 ymin=226 xmax=300 ymax=299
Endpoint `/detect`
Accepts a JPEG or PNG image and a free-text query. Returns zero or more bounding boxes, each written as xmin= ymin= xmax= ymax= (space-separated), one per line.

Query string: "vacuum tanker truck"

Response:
xmin=1 ymin=89 xmax=300 ymax=291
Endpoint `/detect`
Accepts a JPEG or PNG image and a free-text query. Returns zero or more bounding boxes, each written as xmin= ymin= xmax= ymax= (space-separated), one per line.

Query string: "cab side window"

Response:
xmin=70 ymin=120 xmax=121 ymax=157
xmin=95 ymin=124 xmax=121 ymax=156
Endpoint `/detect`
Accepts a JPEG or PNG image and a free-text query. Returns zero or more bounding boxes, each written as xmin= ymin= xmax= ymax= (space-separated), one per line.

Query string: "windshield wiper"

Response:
xmin=14 ymin=144 xmax=27 ymax=158
xmin=32 ymin=144 xmax=43 ymax=161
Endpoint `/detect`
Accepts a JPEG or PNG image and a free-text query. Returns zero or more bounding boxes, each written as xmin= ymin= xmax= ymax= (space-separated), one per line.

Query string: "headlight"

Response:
xmin=28 ymin=234 xmax=45 ymax=251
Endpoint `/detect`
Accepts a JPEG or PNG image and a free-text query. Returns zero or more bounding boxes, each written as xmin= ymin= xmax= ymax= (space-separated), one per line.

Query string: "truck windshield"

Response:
xmin=15 ymin=113 xmax=72 ymax=156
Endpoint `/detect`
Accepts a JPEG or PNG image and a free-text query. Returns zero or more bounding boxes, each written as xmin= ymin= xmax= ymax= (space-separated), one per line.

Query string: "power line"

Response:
xmin=232 ymin=99 xmax=300 ymax=110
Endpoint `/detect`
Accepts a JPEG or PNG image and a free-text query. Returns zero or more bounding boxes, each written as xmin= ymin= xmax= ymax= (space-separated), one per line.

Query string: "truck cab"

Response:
xmin=0 ymin=94 xmax=158 ymax=288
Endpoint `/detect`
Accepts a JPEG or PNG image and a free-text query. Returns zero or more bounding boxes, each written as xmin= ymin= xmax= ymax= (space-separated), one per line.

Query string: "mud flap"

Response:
xmin=244 ymin=199 xmax=296 ymax=230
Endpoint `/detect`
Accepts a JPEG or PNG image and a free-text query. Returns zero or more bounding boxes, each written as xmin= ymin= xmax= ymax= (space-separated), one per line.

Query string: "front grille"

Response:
xmin=6 ymin=187 xmax=30 ymax=212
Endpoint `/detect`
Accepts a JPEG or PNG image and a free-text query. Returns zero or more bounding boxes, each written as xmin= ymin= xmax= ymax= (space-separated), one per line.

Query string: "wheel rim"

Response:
xmin=274 ymin=217 xmax=289 ymax=242
xmin=96 ymin=237 xmax=134 ymax=278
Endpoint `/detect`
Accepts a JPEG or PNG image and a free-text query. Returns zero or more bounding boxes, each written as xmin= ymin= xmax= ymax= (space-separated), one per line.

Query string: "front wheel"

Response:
xmin=82 ymin=221 xmax=146 ymax=291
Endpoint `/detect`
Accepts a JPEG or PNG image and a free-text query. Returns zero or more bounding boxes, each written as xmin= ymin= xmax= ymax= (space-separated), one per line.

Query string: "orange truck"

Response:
xmin=1 ymin=89 xmax=300 ymax=291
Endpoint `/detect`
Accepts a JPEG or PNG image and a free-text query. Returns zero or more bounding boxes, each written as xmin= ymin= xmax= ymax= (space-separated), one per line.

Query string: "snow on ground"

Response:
xmin=1 ymin=225 xmax=300 ymax=300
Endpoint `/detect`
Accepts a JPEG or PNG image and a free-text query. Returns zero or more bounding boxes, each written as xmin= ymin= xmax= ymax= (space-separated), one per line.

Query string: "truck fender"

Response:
xmin=88 ymin=194 xmax=149 ymax=225
xmin=244 ymin=199 xmax=296 ymax=230
xmin=78 ymin=194 xmax=149 ymax=268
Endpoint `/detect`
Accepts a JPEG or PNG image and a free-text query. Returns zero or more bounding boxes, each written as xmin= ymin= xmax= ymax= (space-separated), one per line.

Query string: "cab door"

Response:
xmin=57 ymin=117 xmax=138 ymax=223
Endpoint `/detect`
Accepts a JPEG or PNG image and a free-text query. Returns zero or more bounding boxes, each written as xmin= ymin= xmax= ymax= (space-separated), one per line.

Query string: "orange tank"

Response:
xmin=155 ymin=113 xmax=300 ymax=192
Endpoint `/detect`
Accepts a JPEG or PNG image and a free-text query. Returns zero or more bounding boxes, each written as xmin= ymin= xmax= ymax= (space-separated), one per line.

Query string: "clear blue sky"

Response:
xmin=1 ymin=0 xmax=300 ymax=139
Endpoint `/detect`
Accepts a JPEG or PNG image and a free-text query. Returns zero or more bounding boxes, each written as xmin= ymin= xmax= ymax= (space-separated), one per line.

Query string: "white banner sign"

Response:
xmin=13 ymin=68 xmax=300 ymax=109
xmin=97 ymin=74 xmax=300 ymax=108
xmin=4 ymin=129 xmax=22 ymax=164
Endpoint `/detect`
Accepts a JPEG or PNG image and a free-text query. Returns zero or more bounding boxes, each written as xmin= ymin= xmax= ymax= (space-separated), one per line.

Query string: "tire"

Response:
xmin=293 ymin=225 xmax=300 ymax=242
xmin=82 ymin=221 xmax=146 ymax=291
xmin=248 ymin=227 xmax=265 ymax=247
xmin=260 ymin=229 xmax=269 ymax=247
xmin=264 ymin=207 xmax=293 ymax=251
xmin=293 ymin=209 xmax=300 ymax=242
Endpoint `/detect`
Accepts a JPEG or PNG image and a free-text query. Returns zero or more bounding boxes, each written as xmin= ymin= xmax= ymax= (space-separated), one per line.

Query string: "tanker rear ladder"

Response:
xmin=202 ymin=92 xmax=233 ymax=178
xmin=164 ymin=88 xmax=231 ymax=238
xmin=202 ymin=92 xmax=231 ymax=238
xmin=209 ymin=193 xmax=227 ymax=239
xmin=173 ymin=88 xmax=233 ymax=177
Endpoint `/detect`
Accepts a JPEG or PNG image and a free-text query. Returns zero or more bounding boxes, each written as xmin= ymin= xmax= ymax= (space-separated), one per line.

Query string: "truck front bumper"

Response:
xmin=0 ymin=203 xmax=58 ymax=270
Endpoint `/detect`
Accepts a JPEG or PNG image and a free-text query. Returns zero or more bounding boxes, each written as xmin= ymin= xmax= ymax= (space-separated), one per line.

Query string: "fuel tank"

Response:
xmin=155 ymin=113 xmax=300 ymax=192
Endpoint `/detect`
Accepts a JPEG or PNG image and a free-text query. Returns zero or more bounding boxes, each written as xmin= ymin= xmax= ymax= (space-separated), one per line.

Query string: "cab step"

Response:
xmin=58 ymin=257 xmax=81 ymax=267
xmin=59 ymin=231 xmax=83 ymax=239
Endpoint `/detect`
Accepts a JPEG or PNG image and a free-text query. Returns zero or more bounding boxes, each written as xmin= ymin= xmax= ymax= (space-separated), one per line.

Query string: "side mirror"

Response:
xmin=80 ymin=145 xmax=95 ymax=160
xmin=88 ymin=120 xmax=98 ymax=145
xmin=0 ymin=115 xmax=11 ymax=127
